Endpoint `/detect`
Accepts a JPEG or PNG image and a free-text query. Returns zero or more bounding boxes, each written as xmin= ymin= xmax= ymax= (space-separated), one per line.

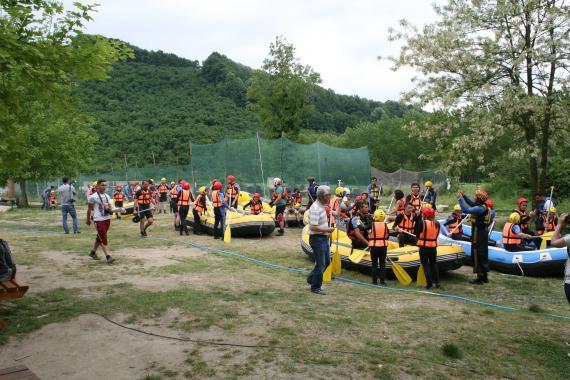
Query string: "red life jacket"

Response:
xmin=113 ymin=192 xmax=124 ymax=202
xmin=249 ymin=200 xmax=263 ymax=215
xmin=368 ymin=222 xmax=389 ymax=248
xmin=502 ymin=222 xmax=521 ymax=245
xmin=158 ymin=184 xmax=168 ymax=194
xmin=137 ymin=189 xmax=152 ymax=205
xmin=397 ymin=213 xmax=415 ymax=233
xmin=396 ymin=199 xmax=405 ymax=215
xmin=417 ymin=220 xmax=440 ymax=248
xmin=226 ymin=184 xmax=238 ymax=201
xmin=447 ymin=215 xmax=463 ymax=234
xmin=408 ymin=194 xmax=422 ymax=211
xmin=212 ymin=190 xmax=223 ymax=207
xmin=194 ymin=194 xmax=206 ymax=213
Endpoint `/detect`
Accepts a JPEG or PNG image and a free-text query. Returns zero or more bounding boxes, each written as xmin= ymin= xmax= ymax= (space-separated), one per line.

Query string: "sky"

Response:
xmin=64 ymin=0 xmax=440 ymax=102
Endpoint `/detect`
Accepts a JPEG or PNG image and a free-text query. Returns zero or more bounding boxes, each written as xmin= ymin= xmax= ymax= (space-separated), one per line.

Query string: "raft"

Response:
xmin=301 ymin=225 xmax=466 ymax=277
xmin=437 ymin=222 xmax=567 ymax=276
xmin=187 ymin=208 xmax=275 ymax=237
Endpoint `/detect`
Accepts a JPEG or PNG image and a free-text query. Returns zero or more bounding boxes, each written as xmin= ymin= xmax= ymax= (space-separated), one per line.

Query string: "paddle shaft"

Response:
xmin=448 ymin=214 xmax=470 ymax=236
xmin=545 ymin=186 xmax=554 ymax=222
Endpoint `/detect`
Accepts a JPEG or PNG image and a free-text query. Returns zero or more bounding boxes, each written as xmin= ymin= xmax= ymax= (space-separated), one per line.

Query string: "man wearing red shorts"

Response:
xmin=86 ymin=179 xmax=121 ymax=264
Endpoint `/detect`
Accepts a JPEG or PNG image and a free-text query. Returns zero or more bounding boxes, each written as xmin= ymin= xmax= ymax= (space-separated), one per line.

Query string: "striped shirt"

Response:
xmin=308 ymin=200 xmax=329 ymax=235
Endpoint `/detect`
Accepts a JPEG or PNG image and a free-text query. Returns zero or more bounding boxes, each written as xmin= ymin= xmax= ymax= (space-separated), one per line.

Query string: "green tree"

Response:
xmin=0 ymin=0 xmax=131 ymax=205
xmin=388 ymin=0 xmax=569 ymax=200
xmin=247 ymin=36 xmax=322 ymax=138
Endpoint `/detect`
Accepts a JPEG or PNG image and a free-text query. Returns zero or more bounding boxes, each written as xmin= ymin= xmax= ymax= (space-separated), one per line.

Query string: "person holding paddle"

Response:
xmin=458 ymin=189 xmax=492 ymax=285
xmin=306 ymin=186 xmax=335 ymax=295
xmin=415 ymin=207 xmax=441 ymax=289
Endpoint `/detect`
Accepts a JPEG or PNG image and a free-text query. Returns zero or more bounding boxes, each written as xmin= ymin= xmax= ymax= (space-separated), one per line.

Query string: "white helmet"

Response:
xmin=344 ymin=187 xmax=350 ymax=195
xmin=273 ymin=177 xmax=282 ymax=186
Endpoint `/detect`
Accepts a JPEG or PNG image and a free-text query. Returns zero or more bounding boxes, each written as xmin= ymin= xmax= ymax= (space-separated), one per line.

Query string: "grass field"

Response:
xmin=0 ymin=204 xmax=569 ymax=379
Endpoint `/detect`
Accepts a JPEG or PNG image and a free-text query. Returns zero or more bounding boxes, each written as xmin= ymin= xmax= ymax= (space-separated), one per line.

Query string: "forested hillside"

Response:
xmin=74 ymin=44 xmax=413 ymax=168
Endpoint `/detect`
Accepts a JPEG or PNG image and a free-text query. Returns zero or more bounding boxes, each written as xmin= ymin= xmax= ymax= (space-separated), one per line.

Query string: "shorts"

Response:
xmin=138 ymin=204 xmax=153 ymax=220
xmin=115 ymin=201 xmax=123 ymax=208
xmin=159 ymin=194 xmax=168 ymax=202
xmin=170 ymin=200 xmax=179 ymax=213
xmin=275 ymin=205 xmax=286 ymax=218
xmin=95 ymin=219 xmax=111 ymax=245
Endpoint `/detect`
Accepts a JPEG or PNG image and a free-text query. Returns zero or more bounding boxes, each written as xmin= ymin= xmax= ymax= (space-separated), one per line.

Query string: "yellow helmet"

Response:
xmin=422 ymin=202 xmax=432 ymax=209
xmin=549 ymin=206 xmax=556 ymax=214
xmin=161 ymin=177 xmax=166 ymax=182
xmin=425 ymin=180 xmax=433 ymax=187
xmin=335 ymin=187 xmax=345 ymax=197
xmin=373 ymin=209 xmax=386 ymax=222
xmin=198 ymin=186 xmax=206 ymax=194
xmin=453 ymin=204 xmax=462 ymax=212
xmin=294 ymin=203 xmax=300 ymax=209
xmin=509 ymin=212 xmax=521 ymax=224
xmin=91 ymin=181 xmax=97 ymax=186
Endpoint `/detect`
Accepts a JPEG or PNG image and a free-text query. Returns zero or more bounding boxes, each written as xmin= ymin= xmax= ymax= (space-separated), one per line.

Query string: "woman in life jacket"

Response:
xmin=415 ymin=207 xmax=441 ymax=289
xmin=368 ymin=209 xmax=390 ymax=286
xmin=502 ymin=212 xmax=534 ymax=252
xmin=243 ymin=193 xmax=264 ymax=215
xmin=444 ymin=204 xmax=470 ymax=241
xmin=347 ymin=201 xmax=372 ymax=250
xmin=191 ymin=186 xmax=207 ymax=235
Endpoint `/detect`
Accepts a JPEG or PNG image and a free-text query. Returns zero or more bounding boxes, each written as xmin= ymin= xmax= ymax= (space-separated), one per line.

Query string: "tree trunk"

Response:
xmin=18 ymin=180 xmax=29 ymax=207
xmin=6 ymin=179 xmax=15 ymax=199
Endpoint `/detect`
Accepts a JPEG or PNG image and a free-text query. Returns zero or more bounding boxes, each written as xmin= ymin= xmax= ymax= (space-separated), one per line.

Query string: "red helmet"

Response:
xmin=228 ymin=175 xmax=235 ymax=182
xmin=253 ymin=192 xmax=260 ymax=199
xmin=485 ymin=199 xmax=494 ymax=209
xmin=354 ymin=196 xmax=363 ymax=203
xmin=517 ymin=197 xmax=528 ymax=207
xmin=134 ymin=181 xmax=140 ymax=186
xmin=213 ymin=181 xmax=222 ymax=190
xmin=474 ymin=189 xmax=488 ymax=202
xmin=116 ymin=185 xmax=122 ymax=190
xmin=182 ymin=182 xmax=190 ymax=190
xmin=211 ymin=178 xmax=218 ymax=184
xmin=422 ymin=207 xmax=435 ymax=219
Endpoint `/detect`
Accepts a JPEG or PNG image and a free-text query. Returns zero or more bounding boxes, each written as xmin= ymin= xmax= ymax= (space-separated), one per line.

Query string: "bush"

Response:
xmin=441 ymin=342 xmax=463 ymax=359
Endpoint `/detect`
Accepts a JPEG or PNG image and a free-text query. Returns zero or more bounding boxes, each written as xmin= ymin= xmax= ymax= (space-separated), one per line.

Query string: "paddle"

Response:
xmin=332 ymin=227 xmax=342 ymax=275
xmin=387 ymin=255 xmax=412 ymax=286
xmin=446 ymin=214 xmax=470 ymax=237
xmin=416 ymin=264 xmax=427 ymax=287
xmin=224 ymin=192 xmax=232 ymax=243
xmin=488 ymin=221 xmax=495 ymax=238
xmin=323 ymin=215 xmax=334 ymax=282
xmin=545 ymin=186 xmax=555 ymax=222
xmin=349 ymin=247 xmax=368 ymax=264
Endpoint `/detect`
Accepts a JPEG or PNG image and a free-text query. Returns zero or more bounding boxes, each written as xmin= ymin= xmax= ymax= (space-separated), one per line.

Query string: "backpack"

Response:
xmin=0 ymin=239 xmax=16 ymax=281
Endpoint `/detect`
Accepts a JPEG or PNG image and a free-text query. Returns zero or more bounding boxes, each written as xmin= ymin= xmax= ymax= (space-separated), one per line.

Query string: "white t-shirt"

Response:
xmin=308 ymin=201 xmax=329 ymax=235
xmin=564 ymin=235 xmax=570 ymax=284
xmin=88 ymin=192 xmax=112 ymax=222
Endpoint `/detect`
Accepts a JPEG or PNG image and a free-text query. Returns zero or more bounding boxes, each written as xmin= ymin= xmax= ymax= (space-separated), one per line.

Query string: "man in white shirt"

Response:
xmin=86 ymin=179 xmax=121 ymax=264
xmin=306 ymin=185 xmax=334 ymax=295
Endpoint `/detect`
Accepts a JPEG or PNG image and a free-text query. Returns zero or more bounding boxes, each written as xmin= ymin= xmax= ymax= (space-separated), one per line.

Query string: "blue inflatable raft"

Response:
xmin=438 ymin=222 xmax=567 ymax=276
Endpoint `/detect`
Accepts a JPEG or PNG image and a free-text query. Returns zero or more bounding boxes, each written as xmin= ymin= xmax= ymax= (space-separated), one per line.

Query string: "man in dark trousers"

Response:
xmin=458 ymin=189 xmax=492 ymax=285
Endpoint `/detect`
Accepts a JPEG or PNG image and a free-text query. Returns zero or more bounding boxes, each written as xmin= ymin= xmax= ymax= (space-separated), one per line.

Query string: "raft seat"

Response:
xmin=0 ymin=278 xmax=29 ymax=331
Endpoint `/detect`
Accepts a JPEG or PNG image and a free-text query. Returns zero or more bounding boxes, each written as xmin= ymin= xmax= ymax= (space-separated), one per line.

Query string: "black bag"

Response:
xmin=0 ymin=239 xmax=16 ymax=281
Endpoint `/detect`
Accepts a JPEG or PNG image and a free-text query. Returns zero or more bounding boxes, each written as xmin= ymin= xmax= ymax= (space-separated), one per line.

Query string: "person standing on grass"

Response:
xmin=86 ymin=179 xmax=121 ymax=264
xmin=57 ymin=176 xmax=79 ymax=234
xmin=415 ymin=207 xmax=441 ymax=289
xmin=134 ymin=180 xmax=154 ymax=237
xmin=306 ymin=186 xmax=334 ymax=295
xmin=551 ymin=213 xmax=570 ymax=305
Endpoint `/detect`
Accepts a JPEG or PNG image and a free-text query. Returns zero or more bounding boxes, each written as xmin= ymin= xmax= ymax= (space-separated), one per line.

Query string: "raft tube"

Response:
xmin=187 ymin=208 xmax=275 ymax=237
xmin=437 ymin=221 xmax=566 ymax=276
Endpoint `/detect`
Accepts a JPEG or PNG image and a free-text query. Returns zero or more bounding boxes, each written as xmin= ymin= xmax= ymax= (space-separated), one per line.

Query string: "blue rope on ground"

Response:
xmin=148 ymin=236 xmax=570 ymax=322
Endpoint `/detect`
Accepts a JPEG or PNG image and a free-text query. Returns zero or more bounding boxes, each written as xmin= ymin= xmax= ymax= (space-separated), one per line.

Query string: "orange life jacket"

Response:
xmin=368 ymin=221 xmax=389 ymax=248
xmin=137 ymin=189 xmax=152 ymax=205
xmin=170 ymin=187 xmax=179 ymax=200
xmin=396 ymin=199 xmax=405 ymax=215
xmin=113 ymin=192 xmax=124 ymax=202
xmin=194 ymin=194 xmax=205 ymax=213
xmin=212 ymin=190 xmax=223 ymax=208
xmin=447 ymin=215 xmax=463 ymax=234
xmin=293 ymin=194 xmax=302 ymax=204
xmin=417 ymin=220 xmax=440 ymax=248
xmin=515 ymin=209 xmax=529 ymax=231
xmin=398 ymin=213 xmax=415 ymax=233
xmin=177 ymin=189 xmax=191 ymax=206
xmin=408 ymin=194 xmax=422 ymax=211
xmin=502 ymin=222 xmax=521 ymax=245
xmin=329 ymin=197 xmax=341 ymax=224
xmin=538 ymin=215 xmax=557 ymax=235
xmin=226 ymin=184 xmax=238 ymax=201
xmin=49 ymin=194 xmax=55 ymax=202
xmin=158 ymin=184 xmax=168 ymax=194
xmin=249 ymin=200 xmax=263 ymax=215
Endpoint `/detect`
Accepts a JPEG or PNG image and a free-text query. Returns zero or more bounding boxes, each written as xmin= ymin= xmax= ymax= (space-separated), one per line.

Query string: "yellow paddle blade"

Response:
xmin=323 ymin=263 xmax=332 ymax=282
xmin=331 ymin=229 xmax=339 ymax=241
xmin=349 ymin=249 xmax=366 ymax=264
xmin=389 ymin=258 xmax=412 ymax=286
xmin=224 ymin=224 xmax=231 ymax=243
xmin=332 ymin=250 xmax=342 ymax=275
xmin=417 ymin=264 xmax=427 ymax=287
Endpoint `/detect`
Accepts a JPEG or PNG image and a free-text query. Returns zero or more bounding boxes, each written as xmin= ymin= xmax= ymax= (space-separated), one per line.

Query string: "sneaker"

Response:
xmin=276 ymin=230 xmax=284 ymax=236
xmin=434 ymin=283 xmax=441 ymax=289
xmin=185 ymin=230 xmax=189 ymax=236
xmin=106 ymin=256 xmax=115 ymax=264
xmin=89 ymin=251 xmax=100 ymax=260
xmin=311 ymin=288 xmax=326 ymax=295
xmin=379 ymin=280 xmax=387 ymax=286
xmin=469 ymin=278 xmax=484 ymax=285
xmin=74 ymin=231 xmax=81 ymax=234
xmin=140 ymin=231 xmax=146 ymax=238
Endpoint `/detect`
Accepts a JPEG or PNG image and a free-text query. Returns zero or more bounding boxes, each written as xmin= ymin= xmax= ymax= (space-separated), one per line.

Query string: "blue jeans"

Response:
xmin=61 ymin=205 xmax=78 ymax=233
xmin=307 ymin=234 xmax=330 ymax=291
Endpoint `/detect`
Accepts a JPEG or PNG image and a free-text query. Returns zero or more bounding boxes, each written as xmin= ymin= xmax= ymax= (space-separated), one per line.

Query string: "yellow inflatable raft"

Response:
xmin=187 ymin=207 xmax=276 ymax=237
xmin=300 ymin=224 xmax=466 ymax=277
